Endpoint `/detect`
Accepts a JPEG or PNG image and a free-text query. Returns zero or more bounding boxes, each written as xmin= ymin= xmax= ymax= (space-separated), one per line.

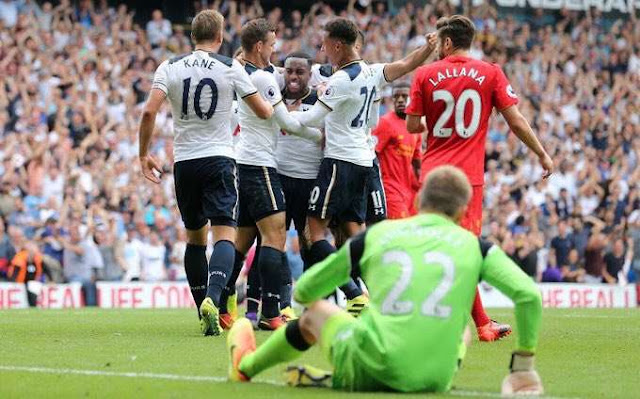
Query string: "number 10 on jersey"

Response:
xmin=181 ymin=77 xmax=218 ymax=120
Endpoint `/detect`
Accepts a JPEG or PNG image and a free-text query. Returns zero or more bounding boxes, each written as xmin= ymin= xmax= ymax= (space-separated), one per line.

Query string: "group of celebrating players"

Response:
xmin=138 ymin=8 xmax=553 ymax=396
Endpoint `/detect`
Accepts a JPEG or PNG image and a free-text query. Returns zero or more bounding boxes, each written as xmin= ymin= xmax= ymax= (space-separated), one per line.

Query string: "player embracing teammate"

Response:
xmin=139 ymin=10 xmax=274 ymax=336
xmin=406 ymin=15 xmax=553 ymax=341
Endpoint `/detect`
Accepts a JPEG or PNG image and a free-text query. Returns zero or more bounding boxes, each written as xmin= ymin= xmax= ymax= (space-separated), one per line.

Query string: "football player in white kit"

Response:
xmin=288 ymin=18 xmax=437 ymax=314
xmin=277 ymin=52 xmax=321 ymax=268
xmin=309 ymin=31 xmax=392 ymax=227
xmin=222 ymin=18 xmax=323 ymax=331
xmin=138 ymin=10 xmax=273 ymax=336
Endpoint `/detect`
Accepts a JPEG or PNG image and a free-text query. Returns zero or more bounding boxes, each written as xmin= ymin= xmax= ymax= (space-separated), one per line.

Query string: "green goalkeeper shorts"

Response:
xmin=320 ymin=311 xmax=390 ymax=392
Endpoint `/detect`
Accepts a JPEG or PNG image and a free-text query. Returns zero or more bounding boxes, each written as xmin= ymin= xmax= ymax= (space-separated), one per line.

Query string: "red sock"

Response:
xmin=471 ymin=287 xmax=490 ymax=327
xmin=636 ymin=284 xmax=640 ymax=306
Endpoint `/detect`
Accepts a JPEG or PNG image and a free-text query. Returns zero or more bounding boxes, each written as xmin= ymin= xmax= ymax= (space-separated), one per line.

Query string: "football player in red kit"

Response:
xmin=406 ymin=15 xmax=553 ymax=341
xmin=372 ymin=82 xmax=422 ymax=219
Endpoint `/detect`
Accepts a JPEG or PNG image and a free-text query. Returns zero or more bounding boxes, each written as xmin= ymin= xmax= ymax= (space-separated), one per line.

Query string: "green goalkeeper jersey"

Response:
xmin=294 ymin=213 xmax=542 ymax=392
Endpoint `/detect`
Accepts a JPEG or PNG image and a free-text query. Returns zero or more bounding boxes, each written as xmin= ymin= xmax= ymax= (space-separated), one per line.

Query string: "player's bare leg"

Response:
xmin=255 ymin=212 xmax=288 ymax=330
xmin=228 ymin=300 xmax=340 ymax=385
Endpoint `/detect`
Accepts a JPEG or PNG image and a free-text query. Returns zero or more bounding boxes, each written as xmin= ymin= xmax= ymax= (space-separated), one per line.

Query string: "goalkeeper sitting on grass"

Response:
xmin=227 ymin=165 xmax=544 ymax=395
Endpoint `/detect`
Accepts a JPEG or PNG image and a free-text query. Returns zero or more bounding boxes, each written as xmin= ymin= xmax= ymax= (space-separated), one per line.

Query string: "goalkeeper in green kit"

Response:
xmin=227 ymin=166 xmax=544 ymax=395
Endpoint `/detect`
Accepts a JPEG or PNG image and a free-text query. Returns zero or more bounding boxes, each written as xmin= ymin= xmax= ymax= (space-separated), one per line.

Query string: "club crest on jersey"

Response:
xmin=324 ymin=86 xmax=334 ymax=98
xmin=506 ymin=85 xmax=518 ymax=99
xmin=265 ymin=86 xmax=278 ymax=100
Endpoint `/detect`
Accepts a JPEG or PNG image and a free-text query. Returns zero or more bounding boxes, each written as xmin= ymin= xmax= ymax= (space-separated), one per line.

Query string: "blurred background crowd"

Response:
xmin=0 ymin=0 xmax=638 ymax=303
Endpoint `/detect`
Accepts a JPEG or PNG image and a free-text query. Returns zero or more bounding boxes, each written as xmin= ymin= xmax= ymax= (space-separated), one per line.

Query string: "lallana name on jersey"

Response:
xmin=428 ymin=68 xmax=486 ymax=87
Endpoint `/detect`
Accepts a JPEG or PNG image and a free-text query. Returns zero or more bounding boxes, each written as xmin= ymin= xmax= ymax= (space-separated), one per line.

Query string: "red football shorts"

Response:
xmin=460 ymin=185 xmax=484 ymax=236
xmin=387 ymin=196 xmax=412 ymax=219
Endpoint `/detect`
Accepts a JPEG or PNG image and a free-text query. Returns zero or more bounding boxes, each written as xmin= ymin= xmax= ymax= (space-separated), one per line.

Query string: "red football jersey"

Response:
xmin=405 ymin=55 xmax=518 ymax=186
xmin=373 ymin=111 xmax=421 ymax=203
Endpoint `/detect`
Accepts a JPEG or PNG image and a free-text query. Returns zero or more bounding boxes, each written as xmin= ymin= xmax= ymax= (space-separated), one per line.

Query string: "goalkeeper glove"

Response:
xmin=501 ymin=352 xmax=544 ymax=396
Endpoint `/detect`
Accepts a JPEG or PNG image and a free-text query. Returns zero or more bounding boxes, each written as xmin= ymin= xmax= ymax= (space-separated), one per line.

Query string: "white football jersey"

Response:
xmin=236 ymin=63 xmax=283 ymax=168
xmin=318 ymin=60 xmax=387 ymax=167
xmin=276 ymin=90 xmax=323 ymax=179
xmin=152 ymin=50 xmax=257 ymax=162
xmin=309 ymin=63 xmax=333 ymax=88
xmin=311 ymin=62 xmax=380 ymax=159
xmin=272 ymin=65 xmax=285 ymax=91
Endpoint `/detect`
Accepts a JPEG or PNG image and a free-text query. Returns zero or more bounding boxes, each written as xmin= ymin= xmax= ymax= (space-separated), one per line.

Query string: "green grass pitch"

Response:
xmin=1 ymin=308 xmax=638 ymax=398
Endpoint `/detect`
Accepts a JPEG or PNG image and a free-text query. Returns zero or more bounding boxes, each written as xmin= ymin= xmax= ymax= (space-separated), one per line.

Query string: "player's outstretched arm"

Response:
xmin=500 ymin=105 xmax=553 ymax=179
xmin=479 ymin=240 xmax=544 ymax=395
xmin=272 ymin=102 xmax=323 ymax=143
xmin=294 ymin=234 xmax=364 ymax=305
xmin=290 ymin=101 xmax=330 ymax=129
xmin=243 ymin=92 xmax=273 ymax=120
xmin=382 ymin=33 xmax=437 ymax=82
xmin=138 ymin=88 xmax=166 ymax=184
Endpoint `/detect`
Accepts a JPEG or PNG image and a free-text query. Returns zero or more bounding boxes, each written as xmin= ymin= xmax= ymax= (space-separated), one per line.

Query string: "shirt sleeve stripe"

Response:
xmin=382 ymin=65 xmax=391 ymax=83
xmin=241 ymin=90 xmax=259 ymax=99
xmin=151 ymin=82 xmax=168 ymax=94
xmin=317 ymin=99 xmax=333 ymax=111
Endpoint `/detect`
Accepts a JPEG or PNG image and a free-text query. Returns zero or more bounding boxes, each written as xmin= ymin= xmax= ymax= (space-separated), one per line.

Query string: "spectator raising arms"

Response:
xmin=0 ymin=0 xmax=636 ymax=309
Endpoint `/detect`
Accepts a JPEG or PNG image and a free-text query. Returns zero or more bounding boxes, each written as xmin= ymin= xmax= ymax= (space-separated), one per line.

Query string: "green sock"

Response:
xmin=239 ymin=321 xmax=309 ymax=378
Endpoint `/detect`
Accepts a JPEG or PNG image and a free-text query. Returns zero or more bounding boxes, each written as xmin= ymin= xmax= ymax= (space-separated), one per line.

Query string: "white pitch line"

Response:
xmin=1 ymin=365 xmax=579 ymax=399
xmin=0 ymin=365 xmax=280 ymax=386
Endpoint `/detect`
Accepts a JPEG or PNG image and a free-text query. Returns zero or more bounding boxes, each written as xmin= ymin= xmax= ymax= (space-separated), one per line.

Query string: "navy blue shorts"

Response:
xmin=280 ymin=174 xmax=315 ymax=236
xmin=238 ymin=165 xmax=286 ymax=227
xmin=365 ymin=157 xmax=387 ymax=225
xmin=173 ymin=156 xmax=238 ymax=230
xmin=307 ymin=158 xmax=371 ymax=224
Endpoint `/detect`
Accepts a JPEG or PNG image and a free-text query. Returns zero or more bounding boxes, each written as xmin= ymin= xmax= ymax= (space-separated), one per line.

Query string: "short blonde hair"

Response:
xmin=191 ymin=10 xmax=224 ymax=43
xmin=419 ymin=166 xmax=471 ymax=218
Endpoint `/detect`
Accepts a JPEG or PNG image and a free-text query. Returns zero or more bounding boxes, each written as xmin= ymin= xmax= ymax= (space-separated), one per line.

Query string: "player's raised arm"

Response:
xmin=405 ymin=67 xmax=427 ymax=134
xmin=138 ymin=84 xmax=167 ymax=184
xmin=294 ymin=232 xmax=365 ymax=305
xmin=382 ymin=33 xmax=437 ymax=83
xmin=500 ymin=105 xmax=553 ymax=178
xmin=478 ymin=239 xmax=544 ymax=395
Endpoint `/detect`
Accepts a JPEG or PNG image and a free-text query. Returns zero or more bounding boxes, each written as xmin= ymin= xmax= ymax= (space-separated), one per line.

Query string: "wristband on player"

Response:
xmin=509 ymin=352 xmax=535 ymax=373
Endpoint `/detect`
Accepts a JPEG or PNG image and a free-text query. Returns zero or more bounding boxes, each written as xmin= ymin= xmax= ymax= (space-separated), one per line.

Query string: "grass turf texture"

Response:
xmin=1 ymin=308 xmax=637 ymax=398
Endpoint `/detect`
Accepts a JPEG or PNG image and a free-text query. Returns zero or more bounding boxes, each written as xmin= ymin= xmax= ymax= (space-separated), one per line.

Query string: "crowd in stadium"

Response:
xmin=0 ymin=0 xmax=638 ymax=302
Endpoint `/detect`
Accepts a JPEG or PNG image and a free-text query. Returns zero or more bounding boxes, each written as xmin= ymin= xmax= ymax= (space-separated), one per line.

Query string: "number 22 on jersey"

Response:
xmin=381 ymin=250 xmax=454 ymax=318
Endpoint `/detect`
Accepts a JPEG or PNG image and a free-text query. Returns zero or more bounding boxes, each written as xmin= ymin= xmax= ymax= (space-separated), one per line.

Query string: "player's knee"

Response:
xmin=298 ymin=302 xmax=327 ymax=337
xmin=212 ymin=225 xmax=236 ymax=244
xmin=298 ymin=310 xmax=314 ymax=335
xmin=186 ymin=226 xmax=208 ymax=246
xmin=306 ymin=217 xmax=327 ymax=243
xmin=235 ymin=230 xmax=256 ymax=254
xmin=260 ymin=229 xmax=286 ymax=250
